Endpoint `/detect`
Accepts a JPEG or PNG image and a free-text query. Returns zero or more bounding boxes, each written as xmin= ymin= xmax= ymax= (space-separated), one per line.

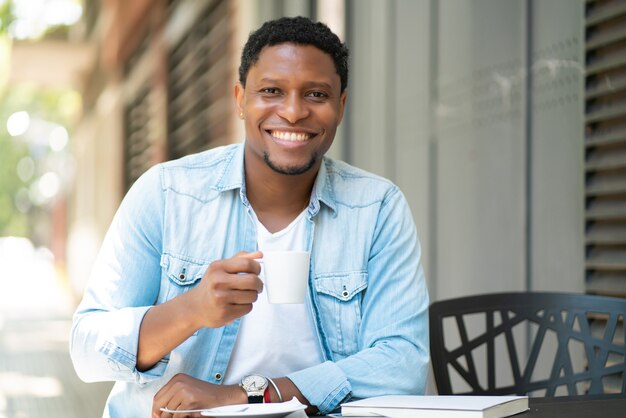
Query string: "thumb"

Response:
xmin=233 ymin=250 xmax=263 ymax=260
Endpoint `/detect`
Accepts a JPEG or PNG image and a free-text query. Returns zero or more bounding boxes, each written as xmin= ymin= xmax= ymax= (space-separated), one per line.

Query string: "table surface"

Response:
xmin=328 ymin=394 xmax=626 ymax=418
xmin=521 ymin=394 xmax=626 ymax=418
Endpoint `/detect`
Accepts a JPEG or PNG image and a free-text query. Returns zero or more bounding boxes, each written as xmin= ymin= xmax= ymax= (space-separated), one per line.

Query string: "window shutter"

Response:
xmin=124 ymin=86 xmax=153 ymax=190
xmin=585 ymin=0 xmax=626 ymax=297
xmin=123 ymin=31 xmax=154 ymax=191
xmin=167 ymin=0 xmax=232 ymax=160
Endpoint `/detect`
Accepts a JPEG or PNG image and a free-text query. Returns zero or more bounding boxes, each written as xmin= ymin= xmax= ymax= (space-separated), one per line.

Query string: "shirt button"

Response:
xmin=179 ymin=274 xmax=186 ymax=281
xmin=342 ymin=290 xmax=349 ymax=298
xmin=215 ymin=373 xmax=222 ymax=381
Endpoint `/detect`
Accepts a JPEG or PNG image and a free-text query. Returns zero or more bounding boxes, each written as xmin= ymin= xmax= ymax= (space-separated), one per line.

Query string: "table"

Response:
xmin=520 ymin=394 xmax=626 ymax=418
xmin=328 ymin=394 xmax=626 ymax=418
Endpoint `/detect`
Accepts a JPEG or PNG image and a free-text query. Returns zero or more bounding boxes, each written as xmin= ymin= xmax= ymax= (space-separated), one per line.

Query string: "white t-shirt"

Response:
xmin=223 ymin=209 xmax=324 ymax=384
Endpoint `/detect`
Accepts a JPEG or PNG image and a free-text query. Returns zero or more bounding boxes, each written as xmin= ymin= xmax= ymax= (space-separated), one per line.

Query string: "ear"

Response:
xmin=337 ymin=90 xmax=348 ymax=124
xmin=234 ymin=82 xmax=245 ymax=117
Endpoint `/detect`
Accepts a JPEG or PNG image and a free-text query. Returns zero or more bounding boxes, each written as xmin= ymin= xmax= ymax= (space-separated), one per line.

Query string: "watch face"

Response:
xmin=242 ymin=374 xmax=267 ymax=390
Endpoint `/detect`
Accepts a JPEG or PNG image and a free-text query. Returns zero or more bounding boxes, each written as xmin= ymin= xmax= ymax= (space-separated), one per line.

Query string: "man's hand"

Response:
xmin=152 ymin=373 xmax=246 ymax=418
xmin=187 ymin=251 xmax=263 ymax=329
xmin=137 ymin=251 xmax=262 ymax=371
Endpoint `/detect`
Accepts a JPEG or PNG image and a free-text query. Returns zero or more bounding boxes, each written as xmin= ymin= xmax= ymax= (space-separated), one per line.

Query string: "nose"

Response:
xmin=277 ymin=92 xmax=309 ymax=123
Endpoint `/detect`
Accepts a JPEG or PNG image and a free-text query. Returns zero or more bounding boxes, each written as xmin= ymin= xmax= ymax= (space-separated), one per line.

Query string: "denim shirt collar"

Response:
xmin=310 ymin=157 xmax=337 ymax=216
xmin=215 ymin=142 xmax=337 ymax=217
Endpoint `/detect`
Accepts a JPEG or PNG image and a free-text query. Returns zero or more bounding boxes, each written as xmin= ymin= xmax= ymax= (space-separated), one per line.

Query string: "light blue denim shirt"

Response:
xmin=70 ymin=143 xmax=429 ymax=417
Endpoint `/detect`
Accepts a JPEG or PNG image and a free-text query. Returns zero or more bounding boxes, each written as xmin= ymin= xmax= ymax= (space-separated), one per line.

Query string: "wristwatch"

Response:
xmin=240 ymin=374 xmax=268 ymax=403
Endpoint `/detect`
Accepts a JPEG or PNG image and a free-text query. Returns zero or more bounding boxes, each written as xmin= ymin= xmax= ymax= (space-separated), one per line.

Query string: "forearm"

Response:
xmin=137 ymin=290 xmax=201 ymax=371
xmin=335 ymin=339 xmax=429 ymax=396
xmin=286 ymin=323 xmax=429 ymax=414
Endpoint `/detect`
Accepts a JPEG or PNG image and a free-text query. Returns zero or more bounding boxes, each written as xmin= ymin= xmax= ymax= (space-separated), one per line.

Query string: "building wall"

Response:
xmin=530 ymin=0 xmax=584 ymax=293
xmin=346 ymin=0 xmax=584 ymax=300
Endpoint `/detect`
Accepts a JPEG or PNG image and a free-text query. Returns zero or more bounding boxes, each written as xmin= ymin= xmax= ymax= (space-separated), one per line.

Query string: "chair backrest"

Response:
xmin=429 ymin=292 xmax=626 ymax=396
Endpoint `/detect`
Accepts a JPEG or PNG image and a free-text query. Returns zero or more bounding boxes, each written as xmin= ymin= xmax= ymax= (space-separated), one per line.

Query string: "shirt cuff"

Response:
xmin=287 ymin=361 xmax=352 ymax=414
xmin=97 ymin=305 xmax=169 ymax=384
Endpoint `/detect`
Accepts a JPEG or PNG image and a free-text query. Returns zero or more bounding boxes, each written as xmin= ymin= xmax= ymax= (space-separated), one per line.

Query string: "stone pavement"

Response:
xmin=0 ymin=237 xmax=112 ymax=418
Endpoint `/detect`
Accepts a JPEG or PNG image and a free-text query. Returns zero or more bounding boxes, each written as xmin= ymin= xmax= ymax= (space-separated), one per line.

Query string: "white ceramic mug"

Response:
xmin=259 ymin=250 xmax=310 ymax=304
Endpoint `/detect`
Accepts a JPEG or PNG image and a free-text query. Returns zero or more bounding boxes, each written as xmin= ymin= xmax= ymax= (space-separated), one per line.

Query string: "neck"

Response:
xmin=244 ymin=152 xmax=319 ymax=233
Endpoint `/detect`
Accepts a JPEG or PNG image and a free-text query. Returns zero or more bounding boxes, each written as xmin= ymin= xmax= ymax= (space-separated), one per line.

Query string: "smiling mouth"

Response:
xmin=268 ymin=130 xmax=315 ymax=142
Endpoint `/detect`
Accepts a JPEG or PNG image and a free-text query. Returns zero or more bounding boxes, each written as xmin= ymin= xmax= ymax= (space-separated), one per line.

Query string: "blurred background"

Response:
xmin=0 ymin=0 xmax=624 ymax=416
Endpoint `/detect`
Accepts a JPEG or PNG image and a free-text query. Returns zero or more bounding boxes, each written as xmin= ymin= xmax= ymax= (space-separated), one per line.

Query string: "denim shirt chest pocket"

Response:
xmin=313 ymin=271 xmax=368 ymax=357
xmin=160 ymin=254 xmax=209 ymax=301
xmin=158 ymin=255 xmax=210 ymax=341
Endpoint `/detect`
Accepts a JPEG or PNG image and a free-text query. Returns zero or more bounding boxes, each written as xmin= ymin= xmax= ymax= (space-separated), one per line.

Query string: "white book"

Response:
xmin=341 ymin=395 xmax=529 ymax=418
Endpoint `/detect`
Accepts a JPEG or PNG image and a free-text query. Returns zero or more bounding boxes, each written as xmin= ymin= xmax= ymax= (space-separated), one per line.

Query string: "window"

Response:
xmin=167 ymin=0 xmax=233 ymax=160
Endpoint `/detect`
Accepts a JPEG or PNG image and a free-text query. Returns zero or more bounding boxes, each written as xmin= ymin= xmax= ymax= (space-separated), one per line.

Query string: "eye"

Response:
xmin=306 ymin=91 xmax=330 ymax=102
xmin=307 ymin=91 xmax=328 ymax=99
xmin=259 ymin=87 xmax=281 ymax=95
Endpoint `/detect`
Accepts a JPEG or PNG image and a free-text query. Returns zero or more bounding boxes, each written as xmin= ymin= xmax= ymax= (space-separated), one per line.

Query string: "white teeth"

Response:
xmin=270 ymin=130 xmax=311 ymax=141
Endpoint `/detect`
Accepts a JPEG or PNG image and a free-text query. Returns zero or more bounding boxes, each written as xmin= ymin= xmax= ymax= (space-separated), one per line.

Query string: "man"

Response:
xmin=70 ymin=16 xmax=429 ymax=418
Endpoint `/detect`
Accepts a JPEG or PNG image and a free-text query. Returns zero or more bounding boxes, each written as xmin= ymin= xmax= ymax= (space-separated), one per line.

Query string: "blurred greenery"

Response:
xmin=0 ymin=84 xmax=80 ymax=237
xmin=0 ymin=0 xmax=74 ymax=40
xmin=0 ymin=0 xmax=83 ymax=240
xmin=0 ymin=1 xmax=12 ymax=34
xmin=0 ymin=131 xmax=28 ymax=236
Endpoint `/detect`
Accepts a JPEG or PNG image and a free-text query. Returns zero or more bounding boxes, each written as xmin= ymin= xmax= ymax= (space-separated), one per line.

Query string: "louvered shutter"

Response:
xmin=167 ymin=0 xmax=232 ymax=159
xmin=585 ymin=0 xmax=626 ymax=297
xmin=123 ymin=30 xmax=155 ymax=191
xmin=124 ymin=85 xmax=152 ymax=190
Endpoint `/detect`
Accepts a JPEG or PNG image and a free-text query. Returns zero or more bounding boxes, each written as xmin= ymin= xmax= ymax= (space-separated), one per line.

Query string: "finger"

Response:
xmin=152 ymin=392 xmax=166 ymax=417
xmin=224 ymin=303 xmax=254 ymax=320
xmin=221 ymin=257 xmax=262 ymax=275
xmin=168 ymin=390 xmax=195 ymax=418
xmin=163 ymin=397 xmax=183 ymax=418
xmin=210 ymin=273 xmax=262 ymax=293
xmin=233 ymin=251 xmax=263 ymax=273
xmin=234 ymin=250 xmax=263 ymax=259
xmin=212 ymin=288 xmax=258 ymax=310
xmin=158 ymin=409 xmax=173 ymax=418
xmin=153 ymin=386 xmax=172 ymax=411
xmin=153 ymin=399 xmax=173 ymax=418
xmin=228 ymin=289 xmax=262 ymax=305
xmin=225 ymin=274 xmax=264 ymax=292
xmin=153 ymin=380 xmax=179 ymax=417
xmin=160 ymin=409 xmax=175 ymax=418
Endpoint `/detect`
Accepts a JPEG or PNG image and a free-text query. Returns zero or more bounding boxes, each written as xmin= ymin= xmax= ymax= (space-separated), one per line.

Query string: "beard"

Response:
xmin=263 ymin=151 xmax=318 ymax=175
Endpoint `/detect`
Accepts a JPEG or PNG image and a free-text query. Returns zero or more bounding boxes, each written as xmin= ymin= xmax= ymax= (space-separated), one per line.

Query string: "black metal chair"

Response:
xmin=429 ymin=292 xmax=626 ymax=396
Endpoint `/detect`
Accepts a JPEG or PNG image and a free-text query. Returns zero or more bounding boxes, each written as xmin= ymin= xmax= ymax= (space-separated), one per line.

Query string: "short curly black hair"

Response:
xmin=239 ymin=16 xmax=349 ymax=92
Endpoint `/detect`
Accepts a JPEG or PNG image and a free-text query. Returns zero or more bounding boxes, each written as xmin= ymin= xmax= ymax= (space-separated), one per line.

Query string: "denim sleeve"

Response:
xmin=70 ymin=165 xmax=167 ymax=384
xmin=288 ymin=188 xmax=429 ymax=414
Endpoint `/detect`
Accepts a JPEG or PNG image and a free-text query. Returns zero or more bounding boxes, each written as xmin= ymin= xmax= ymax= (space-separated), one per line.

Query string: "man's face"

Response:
xmin=236 ymin=43 xmax=347 ymax=176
